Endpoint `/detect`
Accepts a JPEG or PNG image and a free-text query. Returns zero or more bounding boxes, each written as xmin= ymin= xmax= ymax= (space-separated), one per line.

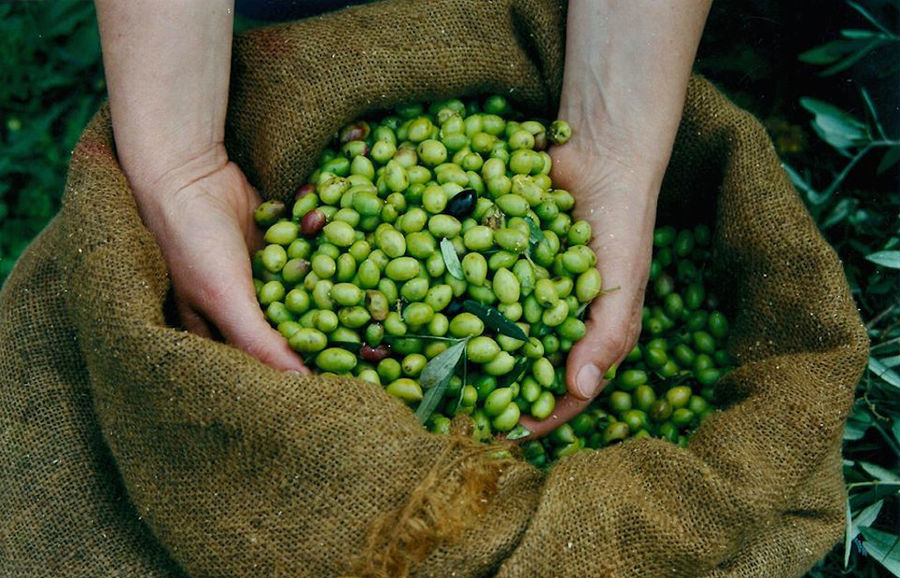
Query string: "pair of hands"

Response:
xmin=135 ymin=136 xmax=656 ymax=438
xmin=99 ymin=0 xmax=705 ymax=439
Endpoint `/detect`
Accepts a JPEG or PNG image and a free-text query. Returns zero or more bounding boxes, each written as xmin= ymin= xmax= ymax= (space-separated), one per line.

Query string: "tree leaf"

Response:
xmin=858 ymin=527 xmax=900 ymax=576
xmin=851 ymin=481 xmax=900 ymax=510
xmin=877 ymin=147 xmax=900 ymax=175
xmin=524 ymin=216 xmax=546 ymax=255
xmin=821 ymin=198 xmax=856 ymax=230
xmin=781 ymin=162 xmax=824 ymax=204
xmin=415 ymin=339 xmax=466 ymax=424
xmin=869 ymin=357 xmax=900 ymax=390
xmin=818 ymin=40 xmax=882 ymax=77
xmin=506 ymin=424 xmax=532 ymax=440
xmin=859 ymin=461 xmax=899 ymax=482
xmin=464 ymin=300 xmax=528 ymax=341
xmin=799 ymin=39 xmax=860 ymax=65
xmin=866 ymin=250 xmax=900 ymax=270
xmin=800 ymin=97 xmax=870 ymax=150
xmin=498 ymin=356 xmax=530 ymax=388
xmin=845 ymin=405 xmax=874 ymax=441
xmin=844 ymin=498 xmax=854 ymax=568
xmin=840 ymin=29 xmax=881 ymax=40
xmin=847 ymin=500 xmax=885 ymax=567
xmin=441 ymin=237 xmax=464 ymax=280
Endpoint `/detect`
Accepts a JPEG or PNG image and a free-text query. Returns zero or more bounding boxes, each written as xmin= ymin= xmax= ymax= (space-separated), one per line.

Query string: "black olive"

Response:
xmin=444 ymin=300 xmax=465 ymax=317
xmin=443 ymin=188 xmax=477 ymax=219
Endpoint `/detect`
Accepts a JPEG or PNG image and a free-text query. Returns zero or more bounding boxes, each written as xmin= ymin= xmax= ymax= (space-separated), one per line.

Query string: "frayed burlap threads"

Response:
xmin=348 ymin=435 xmax=519 ymax=578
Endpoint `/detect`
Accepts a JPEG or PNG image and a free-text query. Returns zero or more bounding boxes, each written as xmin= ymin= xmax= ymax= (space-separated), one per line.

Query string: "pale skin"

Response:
xmin=95 ymin=0 xmax=711 ymax=435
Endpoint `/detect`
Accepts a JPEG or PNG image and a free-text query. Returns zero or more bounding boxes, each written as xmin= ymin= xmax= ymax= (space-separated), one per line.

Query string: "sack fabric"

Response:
xmin=0 ymin=0 xmax=869 ymax=576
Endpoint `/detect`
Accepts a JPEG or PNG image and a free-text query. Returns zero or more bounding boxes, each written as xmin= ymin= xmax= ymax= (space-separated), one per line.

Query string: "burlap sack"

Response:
xmin=0 ymin=0 xmax=869 ymax=576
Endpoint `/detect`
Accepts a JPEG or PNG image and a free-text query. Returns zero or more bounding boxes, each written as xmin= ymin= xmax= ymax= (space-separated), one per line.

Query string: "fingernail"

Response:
xmin=285 ymin=370 xmax=301 ymax=376
xmin=575 ymin=364 xmax=602 ymax=399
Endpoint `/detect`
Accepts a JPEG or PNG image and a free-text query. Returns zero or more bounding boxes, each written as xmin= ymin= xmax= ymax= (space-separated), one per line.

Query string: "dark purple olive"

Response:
xmin=360 ymin=344 xmax=391 ymax=362
xmin=294 ymin=183 xmax=316 ymax=202
xmin=443 ymin=188 xmax=477 ymax=219
xmin=300 ymin=209 xmax=326 ymax=237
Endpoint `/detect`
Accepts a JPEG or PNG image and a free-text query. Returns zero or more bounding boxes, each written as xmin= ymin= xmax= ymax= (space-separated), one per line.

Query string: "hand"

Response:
xmin=518 ymin=139 xmax=658 ymax=437
xmin=514 ymin=0 xmax=709 ymax=438
xmin=133 ymin=155 xmax=309 ymax=374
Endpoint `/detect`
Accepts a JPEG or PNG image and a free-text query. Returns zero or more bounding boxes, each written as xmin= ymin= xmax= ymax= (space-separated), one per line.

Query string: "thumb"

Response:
xmin=565 ymin=277 xmax=645 ymax=400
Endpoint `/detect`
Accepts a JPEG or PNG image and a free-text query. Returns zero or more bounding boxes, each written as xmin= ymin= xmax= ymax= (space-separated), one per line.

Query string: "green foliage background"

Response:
xmin=0 ymin=2 xmax=106 ymax=279
xmin=0 ymin=1 xmax=896 ymax=575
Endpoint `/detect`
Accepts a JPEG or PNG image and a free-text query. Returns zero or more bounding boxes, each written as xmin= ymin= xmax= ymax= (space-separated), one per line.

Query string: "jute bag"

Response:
xmin=0 ymin=0 xmax=868 ymax=576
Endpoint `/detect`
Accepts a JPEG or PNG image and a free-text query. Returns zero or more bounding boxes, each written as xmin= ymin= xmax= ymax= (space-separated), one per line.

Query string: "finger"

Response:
xmin=200 ymin=279 xmax=310 ymax=375
xmin=565 ymin=282 xmax=644 ymax=400
xmin=517 ymin=393 xmax=598 ymax=439
xmin=175 ymin=297 xmax=214 ymax=339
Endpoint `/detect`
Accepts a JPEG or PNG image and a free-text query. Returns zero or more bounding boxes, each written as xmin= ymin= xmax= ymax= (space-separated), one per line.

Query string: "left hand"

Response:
xmin=518 ymin=137 xmax=660 ymax=437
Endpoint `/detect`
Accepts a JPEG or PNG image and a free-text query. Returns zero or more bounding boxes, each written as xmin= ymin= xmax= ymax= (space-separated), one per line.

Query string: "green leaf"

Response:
xmin=869 ymin=357 xmax=900 ymax=390
xmin=415 ymin=339 xmax=466 ymax=424
xmin=506 ymin=424 xmax=532 ymax=440
xmin=524 ymin=216 xmax=546 ymax=255
xmin=463 ymin=300 xmax=528 ymax=341
xmin=845 ymin=405 xmax=874 ymax=441
xmin=821 ymin=198 xmax=855 ymax=230
xmin=851 ymin=481 xmax=900 ymax=510
xmin=844 ymin=498 xmax=853 ymax=569
xmin=847 ymin=499 xmax=885 ymax=567
xmin=800 ymin=97 xmax=870 ymax=150
xmin=859 ymin=461 xmax=899 ymax=482
xmin=854 ymin=499 xmax=885 ymax=531
xmin=840 ymin=29 xmax=881 ymax=40
xmin=866 ymin=250 xmax=900 ymax=270
xmin=498 ymin=356 xmax=530 ymax=388
xmin=440 ymin=237 xmax=464 ymax=280
xmin=877 ymin=147 xmax=900 ymax=175
xmin=781 ymin=162 xmax=822 ymax=203
xmin=859 ymin=527 xmax=900 ymax=576
xmin=819 ymin=40 xmax=883 ymax=76
xmin=798 ymin=39 xmax=861 ymax=65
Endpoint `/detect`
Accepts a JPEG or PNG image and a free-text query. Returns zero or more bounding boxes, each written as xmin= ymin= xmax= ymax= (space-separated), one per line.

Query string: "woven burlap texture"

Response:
xmin=0 ymin=0 xmax=868 ymax=576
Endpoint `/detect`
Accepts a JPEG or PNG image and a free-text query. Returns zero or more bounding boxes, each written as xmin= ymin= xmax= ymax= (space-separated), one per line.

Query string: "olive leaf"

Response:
xmin=857 ymin=527 xmax=900 ymax=576
xmin=415 ymin=339 xmax=467 ymax=424
xmin=506 ymin=424 xmax=532 ymax=441
xmin=800 ymin=97 xmax=870 ymax=151
xmin=499 ymin=356 xmax=530 ymax=388
xmin=866 ymin=250 xmax=900 ymax=270
xmin=329 ymin=341 xmax=362 ymax=353
xmin=524 ymin=216 xmax=546 ymax=256
xmin=463 ymin=300 xmax=528 ymax=341
xmin=441 ymin=237 xmax=465 ymax=280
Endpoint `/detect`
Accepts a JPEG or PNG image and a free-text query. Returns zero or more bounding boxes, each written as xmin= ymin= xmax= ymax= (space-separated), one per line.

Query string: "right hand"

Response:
xmin=132 ymin=152 xmax=309 ymax=374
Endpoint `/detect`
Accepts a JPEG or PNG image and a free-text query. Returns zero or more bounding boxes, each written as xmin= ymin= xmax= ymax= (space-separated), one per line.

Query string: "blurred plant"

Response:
xmin=792 ymin=2 xmax=900 ymax=577
xmin=798 ymin=0 xmax=900 ymax=76
xmin=0 ymin=1 xmax=106 ymax=284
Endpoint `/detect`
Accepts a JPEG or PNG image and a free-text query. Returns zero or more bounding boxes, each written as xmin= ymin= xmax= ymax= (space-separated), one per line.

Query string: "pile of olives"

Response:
xmin=522 ymin=224 xmax=732 ymax=467
xmin=252 ymin=96 xmax=730 ymax=466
